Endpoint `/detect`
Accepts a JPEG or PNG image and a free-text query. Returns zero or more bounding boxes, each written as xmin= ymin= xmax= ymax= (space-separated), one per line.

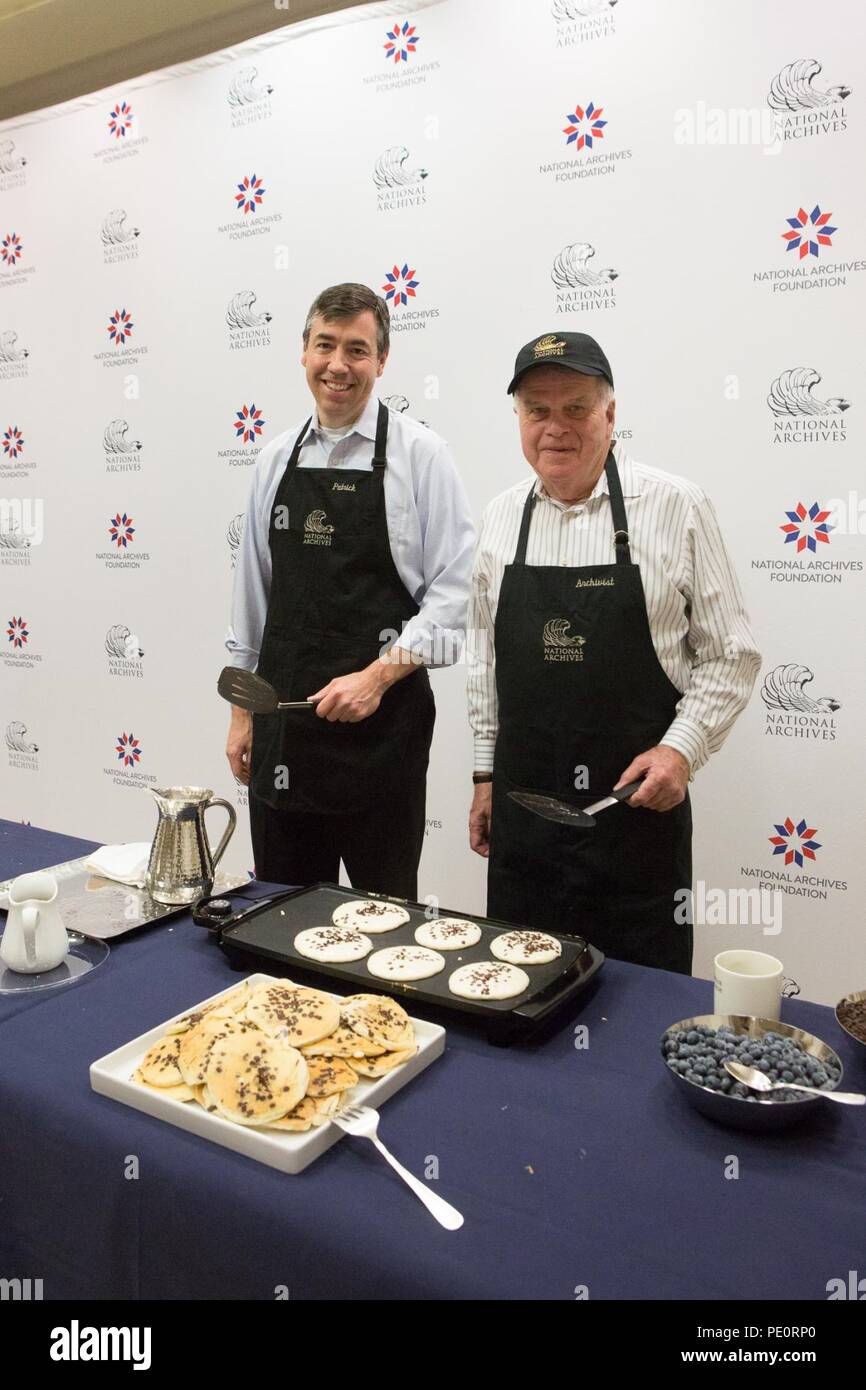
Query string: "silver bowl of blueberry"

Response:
xmin=661 ymin=1014 xmax=844 ymax=1130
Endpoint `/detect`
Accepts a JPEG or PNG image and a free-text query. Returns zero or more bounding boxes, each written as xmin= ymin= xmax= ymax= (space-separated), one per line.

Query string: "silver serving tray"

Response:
xmin=0 ymin=855 xmax=249 ymax=939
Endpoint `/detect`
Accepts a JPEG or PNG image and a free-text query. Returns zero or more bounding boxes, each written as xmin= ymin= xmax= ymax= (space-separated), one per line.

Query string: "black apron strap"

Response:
xmin=604 ymin=450 xmax=632 ymax=564
xmin=515 ymin=448 xmax=630 ymax=565
xmin=513 ymin=488 xmax=537 ymax=565
xmin=283 ymin=417 xmax=312 ymax=479
xmin=372 ymin=400 xmax=388 ymax=469
xmin=282 ymin=403 xmax=388 ymax=478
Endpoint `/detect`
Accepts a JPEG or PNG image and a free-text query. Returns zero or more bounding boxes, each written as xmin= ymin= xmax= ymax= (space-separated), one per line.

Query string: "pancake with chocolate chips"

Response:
xmin=267 ymin=1097 xmax=319 ymax=1132
xmin=341 ymin=994 xmax=414 ymax=1050
xmin=304 ymin=1055 xmax=358 ymax=1098
xmin=166 ymin=980 xmax=251 ymax=1035
xmin=366 ymin=945 xmax=445 ymax=982
xmin=351 ymin=1047 xmax=417 ymax=1079
xmin=294 ymin=926 xmax=372 ymax=963
xmin=245 ymin=981 xmax=340 ymax=1046
xmin=138 ymin=1035 xmax=185 ymax=1088
xmin=414 ymin=918 xmax=482 ymax=951
xmin=490 ymin=930 xmax=562 ymax=966
xmin=178 ymin=1014 xmax=257 ymax=1088
xmin=448 ymin=961 xmax=530 ymax=1000
xmin=332 ymin=899 xmax=410 ymax=934
xmin=132 ymin=1069 xmax=196 ymax=1102
xmin=203 ymin=1031 xmax=308 ymax=1126
xmin=301 ymin=1023 xmax=386 ymax=1060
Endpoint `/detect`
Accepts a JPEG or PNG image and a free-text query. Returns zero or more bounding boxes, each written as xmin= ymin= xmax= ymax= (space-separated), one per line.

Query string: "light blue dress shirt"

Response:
xmin=226 ymin=394 xmax=476 ymax=671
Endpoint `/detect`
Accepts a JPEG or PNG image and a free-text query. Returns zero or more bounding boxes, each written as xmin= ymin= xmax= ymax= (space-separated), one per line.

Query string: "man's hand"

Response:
xmin=310 ymin=649 xmax=421 ymax=723
xmin=615 ymin=745 xmax=690 ymax=812
xmin=226 ymin=706 xmax=252 ymax=785
xmin=469 ymin=782 xmax=493 ymax=857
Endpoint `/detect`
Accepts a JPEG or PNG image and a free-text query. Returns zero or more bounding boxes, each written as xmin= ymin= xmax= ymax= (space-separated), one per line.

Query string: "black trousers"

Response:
xmin=249 ymin=780 xmax=428 ymax=900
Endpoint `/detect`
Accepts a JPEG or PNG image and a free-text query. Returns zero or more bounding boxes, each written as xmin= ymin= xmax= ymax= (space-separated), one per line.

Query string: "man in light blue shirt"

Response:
xmin=226 ymin=282 xmax=474 ymax=896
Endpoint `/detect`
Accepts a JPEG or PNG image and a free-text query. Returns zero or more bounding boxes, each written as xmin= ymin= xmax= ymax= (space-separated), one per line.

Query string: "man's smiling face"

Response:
xmin=516 ymin=365 xmax=615 ymax=503
xmin=301 ymin=310 xmax=387 ymax=427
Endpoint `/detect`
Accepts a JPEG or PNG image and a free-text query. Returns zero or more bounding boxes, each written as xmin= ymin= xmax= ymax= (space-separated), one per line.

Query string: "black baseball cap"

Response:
xmin=507 ymin=331 xmax=614 ymax=394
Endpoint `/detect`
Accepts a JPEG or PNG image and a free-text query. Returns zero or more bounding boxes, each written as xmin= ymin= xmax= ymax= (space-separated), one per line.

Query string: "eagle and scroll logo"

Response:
xmin=533 ymin=334 xmax=567 ymax=359
xmin=543 ymin=618 xmax=586 ymax=661
xmin=303 ymin=510 xmax=335 ymax=546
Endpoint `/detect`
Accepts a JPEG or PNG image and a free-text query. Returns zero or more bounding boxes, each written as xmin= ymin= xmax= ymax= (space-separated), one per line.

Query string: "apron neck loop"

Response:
xmin=513 ymin=487 xmax=537 ymax=566
xmin=605 ymin=449 xmax=632 ymax=565
xmin=513 ymin=448 xmax=632 ymax=566
xmin=372 ymin=400 xmax=388 ymax=470
xmin=286 ymin=417 xmax=313 ymax=476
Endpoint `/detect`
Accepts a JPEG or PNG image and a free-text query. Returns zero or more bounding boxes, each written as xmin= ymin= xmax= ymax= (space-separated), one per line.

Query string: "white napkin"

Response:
xmin=84 ymin=842 xmax=152 ymax=888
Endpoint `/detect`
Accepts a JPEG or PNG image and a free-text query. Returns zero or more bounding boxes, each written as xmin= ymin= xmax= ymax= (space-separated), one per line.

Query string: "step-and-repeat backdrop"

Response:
xmin=1 ymin=0 xmax=863 ymax=1004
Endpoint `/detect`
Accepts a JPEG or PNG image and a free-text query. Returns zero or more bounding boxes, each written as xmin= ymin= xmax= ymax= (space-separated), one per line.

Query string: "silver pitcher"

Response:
xmin=145 ymin=786 xmax=237 ymax=905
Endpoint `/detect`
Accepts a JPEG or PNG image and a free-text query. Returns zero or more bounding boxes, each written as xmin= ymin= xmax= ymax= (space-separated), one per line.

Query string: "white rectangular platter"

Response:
xmin=90 ymin=974 xmax=446 ymax=1175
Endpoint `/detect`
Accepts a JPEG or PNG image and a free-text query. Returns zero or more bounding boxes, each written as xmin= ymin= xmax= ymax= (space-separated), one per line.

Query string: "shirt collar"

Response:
xmin=533 ymin=441 xmax=641 ymax=505
xmin=309 ymin=393 xmax=380 ymax=443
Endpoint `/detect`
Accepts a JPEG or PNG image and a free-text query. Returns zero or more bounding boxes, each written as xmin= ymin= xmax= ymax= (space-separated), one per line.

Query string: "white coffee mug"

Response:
xmin=0 ymin=871 xmax=68 ymax=974
xmin=714 ymin=949 xmax=785 ymax=1020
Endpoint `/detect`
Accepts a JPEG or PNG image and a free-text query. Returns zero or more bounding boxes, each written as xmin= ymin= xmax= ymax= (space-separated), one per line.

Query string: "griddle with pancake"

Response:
xmin=194 ymin=882 xmax=603 ymax=1045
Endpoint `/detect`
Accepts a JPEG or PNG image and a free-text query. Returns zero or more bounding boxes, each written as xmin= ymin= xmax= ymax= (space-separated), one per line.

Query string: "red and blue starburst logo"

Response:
xmin=116 ymin=732 xmax=141 ymax=768
xmin=382 ymin=262 xmax=419 ymax=307
xmin=233 ymin=404 xmax=266 ymax=444
xmin=108 ymin=308 xmax=134 ymax=345
xmin=235 ymin=174 xmax=266 ymax=214
xmin=563 ymin=101 xmax=607 ymax=150
xmin=108 ymin=102 xmax=133 ymax=139
xmin=780 ymin=501 xmax=833 ymax=553
xmin=3 ymin=425 xmax=24 ymax=459
xmin=6 ymin=616 xmax=28 ymax=648
xmin=109 ymin=512 xmax=135 ymax=547
xmin=769 ymin=817 xmax=821 ymax=868
xmin=384 ymin=21 xmax=420 ymax=63
xmin=1 ymin=233 xmax=22 ymax=266
xmin=782 ymin=205 xmax=836 ymax=260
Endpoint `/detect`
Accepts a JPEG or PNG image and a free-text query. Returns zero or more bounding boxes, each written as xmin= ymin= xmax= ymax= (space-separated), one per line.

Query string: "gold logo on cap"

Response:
xmin=533 ymin=334 xmax=567 ymax=359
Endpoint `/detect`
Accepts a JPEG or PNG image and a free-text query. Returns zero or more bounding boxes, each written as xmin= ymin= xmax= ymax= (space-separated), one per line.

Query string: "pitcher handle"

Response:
xmin=204 ymin=798 xmax=237 ymax=871
xmin=22 ymin=905 xmax=40 ymax=967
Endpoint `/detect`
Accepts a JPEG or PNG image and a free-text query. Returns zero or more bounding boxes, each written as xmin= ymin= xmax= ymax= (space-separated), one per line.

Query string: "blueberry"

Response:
xmin=686 ymin=1030 xmax=699 ymax=1044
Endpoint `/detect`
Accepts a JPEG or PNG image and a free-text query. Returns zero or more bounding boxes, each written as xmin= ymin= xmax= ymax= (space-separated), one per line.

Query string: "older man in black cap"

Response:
xmin=467 ymin=332 xmax=760 ymax=973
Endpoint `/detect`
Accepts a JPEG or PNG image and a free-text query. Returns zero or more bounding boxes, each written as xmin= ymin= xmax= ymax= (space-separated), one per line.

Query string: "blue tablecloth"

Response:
xmin=1 ymin=818 xmax=864 ymax=1301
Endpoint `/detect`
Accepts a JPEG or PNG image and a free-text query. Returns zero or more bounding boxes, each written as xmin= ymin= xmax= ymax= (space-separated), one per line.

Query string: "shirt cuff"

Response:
xmin=224 ymin=638 xmax=259 ymax=672
xmin=473 ymin=737 xmax=496 ymax=773
xmin=391 ymin=623 xmax=464 ymax=668
xmin=659 ymin=719 xmax=708 ymax=776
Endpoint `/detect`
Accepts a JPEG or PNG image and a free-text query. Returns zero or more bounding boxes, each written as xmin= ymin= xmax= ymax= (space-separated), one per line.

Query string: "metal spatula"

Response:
xmin=217 ymin=666 xmax=318 ymax=712
xmin=508 ymin=779 xmax=644 ymax=829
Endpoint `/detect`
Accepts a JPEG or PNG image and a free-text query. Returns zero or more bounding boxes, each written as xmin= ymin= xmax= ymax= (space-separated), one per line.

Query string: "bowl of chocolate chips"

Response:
xmin=835 ymin=991 xmax=866 ymax=1050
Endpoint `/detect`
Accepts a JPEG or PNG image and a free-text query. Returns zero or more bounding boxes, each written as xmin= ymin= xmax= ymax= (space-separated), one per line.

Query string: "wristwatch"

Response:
xmin=472 ymin=772 xmax=493 ymax=785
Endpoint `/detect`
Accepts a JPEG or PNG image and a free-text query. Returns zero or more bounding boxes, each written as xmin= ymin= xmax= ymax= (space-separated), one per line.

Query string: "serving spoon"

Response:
xmin=724 ymin=1059 xmax=865 ymax=1105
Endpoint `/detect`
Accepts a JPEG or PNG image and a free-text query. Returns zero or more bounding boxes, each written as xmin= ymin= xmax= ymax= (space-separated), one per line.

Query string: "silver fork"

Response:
xmin=330 ymin=1103 xmax=464 ymax=1230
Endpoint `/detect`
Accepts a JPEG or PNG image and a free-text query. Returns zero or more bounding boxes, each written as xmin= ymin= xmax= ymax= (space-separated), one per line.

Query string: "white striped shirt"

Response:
xmin=467 ymin=445 xmax=761 ymax=773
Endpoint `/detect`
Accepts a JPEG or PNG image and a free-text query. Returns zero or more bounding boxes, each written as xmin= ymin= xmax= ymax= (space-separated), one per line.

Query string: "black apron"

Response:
xmin=487 ymin=452 xmax=693 ymax=973
xmin=250 ymin=402 xmax=434 ymax=815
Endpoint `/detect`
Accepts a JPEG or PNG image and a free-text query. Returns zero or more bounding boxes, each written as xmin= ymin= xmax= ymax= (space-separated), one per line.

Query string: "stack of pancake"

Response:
xmin=132 ymin=979 xmax=417 ymax=1133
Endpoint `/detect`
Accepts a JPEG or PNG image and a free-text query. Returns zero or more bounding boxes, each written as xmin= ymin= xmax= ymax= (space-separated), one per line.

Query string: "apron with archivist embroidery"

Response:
xmin=487 ymin=451 xmax=693 ymax=973
xmin=251 ymin=402 xmax=434 ymax=815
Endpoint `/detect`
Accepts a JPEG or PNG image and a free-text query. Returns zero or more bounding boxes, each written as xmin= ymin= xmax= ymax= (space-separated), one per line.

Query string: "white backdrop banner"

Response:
xmin=1 ymin=0 xmax=863 ymax=1004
